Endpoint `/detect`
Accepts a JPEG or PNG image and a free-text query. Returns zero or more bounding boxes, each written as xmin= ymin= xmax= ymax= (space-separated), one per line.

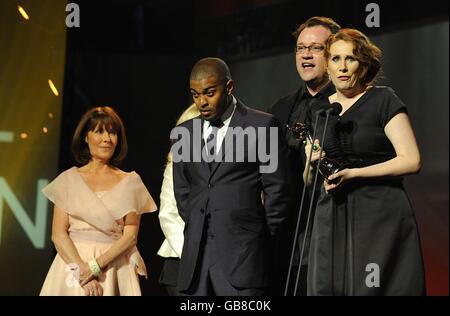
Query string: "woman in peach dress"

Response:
xmin=40 ymin=106 xmax=157 ymax=296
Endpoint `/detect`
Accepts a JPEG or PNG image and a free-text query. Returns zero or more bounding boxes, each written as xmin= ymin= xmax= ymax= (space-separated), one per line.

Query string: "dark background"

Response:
xmin=55 ymin=0 xmax=448 ymax=296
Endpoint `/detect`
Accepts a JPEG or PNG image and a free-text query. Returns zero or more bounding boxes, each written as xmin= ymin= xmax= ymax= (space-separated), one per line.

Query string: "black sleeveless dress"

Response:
xmin=307 ymin=86 xmax=425 ymax=296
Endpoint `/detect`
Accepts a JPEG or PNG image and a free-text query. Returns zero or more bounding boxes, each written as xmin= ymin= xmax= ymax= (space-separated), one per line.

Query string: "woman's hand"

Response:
xmin=79 ymin=262 xmax=94 ymax=286
xmin=305 ymin=139 xmax=325 ymax=163
xmin=82 ymin=279 xmax=103 ymax=296
xmin=303 ymin=139 xmax=326 ymax=186
xmin=324 ymin=168 xmax=358 ymax=192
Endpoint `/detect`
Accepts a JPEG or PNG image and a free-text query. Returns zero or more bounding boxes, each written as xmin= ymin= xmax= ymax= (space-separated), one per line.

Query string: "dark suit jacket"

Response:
xmin=172 ymin=100 xmax=292 ymax=291
xmin=268 ymin=82 xmax=335 ymax=202
xmin=269 ymin=88 xmax=303 ymax=136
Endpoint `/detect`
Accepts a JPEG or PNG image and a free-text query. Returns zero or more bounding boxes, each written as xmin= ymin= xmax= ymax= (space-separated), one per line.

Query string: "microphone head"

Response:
xmin=314 ymin=108 xmax=326 ymax=116
xmin=329 ymin=102 xmax=343 ymax=116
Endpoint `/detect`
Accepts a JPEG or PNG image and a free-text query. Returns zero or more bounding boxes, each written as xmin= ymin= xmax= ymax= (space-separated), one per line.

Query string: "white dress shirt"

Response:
xmin=203 ymin=96 xmax=237 ymax=155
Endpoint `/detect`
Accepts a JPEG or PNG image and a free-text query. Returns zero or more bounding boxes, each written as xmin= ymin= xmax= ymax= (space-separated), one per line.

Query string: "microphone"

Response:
xmin=323 ymin=102 xmax=343 ymax=116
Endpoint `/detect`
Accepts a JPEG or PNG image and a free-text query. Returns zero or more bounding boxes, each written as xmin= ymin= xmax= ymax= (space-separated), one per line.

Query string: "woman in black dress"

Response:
xmin=304 ymin=28 xmax=425 ymax=295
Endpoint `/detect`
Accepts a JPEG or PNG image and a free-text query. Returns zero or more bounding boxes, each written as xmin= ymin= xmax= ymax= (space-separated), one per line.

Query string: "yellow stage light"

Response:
xmin=19 ymin=132 xmax=28 ymax=139
xmin=48 ymin=79 xmax=59 ymax=96
xmin=17 ymin=5 xmax=30 ymax=20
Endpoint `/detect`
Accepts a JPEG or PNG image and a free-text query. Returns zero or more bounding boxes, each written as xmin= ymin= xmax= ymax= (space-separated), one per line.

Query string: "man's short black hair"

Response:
xmin=190 ymin=57 xmax=232 ymax=83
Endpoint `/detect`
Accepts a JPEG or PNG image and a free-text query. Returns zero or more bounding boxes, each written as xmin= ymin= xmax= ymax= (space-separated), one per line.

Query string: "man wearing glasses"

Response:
xmin=267 ymin=16 xmax=340 ymax=296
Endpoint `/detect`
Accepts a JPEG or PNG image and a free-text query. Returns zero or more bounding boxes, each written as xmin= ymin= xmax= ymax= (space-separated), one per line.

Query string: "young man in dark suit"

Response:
xmin=171 ymin=57 xmax=292 ymax=296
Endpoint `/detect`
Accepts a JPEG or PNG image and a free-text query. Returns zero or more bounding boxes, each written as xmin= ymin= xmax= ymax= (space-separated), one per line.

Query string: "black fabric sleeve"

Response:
xmin=379 ymin=87 xmax=408 ymax=128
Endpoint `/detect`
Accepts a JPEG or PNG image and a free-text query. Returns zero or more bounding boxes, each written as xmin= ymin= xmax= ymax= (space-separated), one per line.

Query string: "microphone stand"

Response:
xmin=284 ymin=109 xmax=322 ymax=296
xmin=284 ymin=108 xmax=335 ymax=296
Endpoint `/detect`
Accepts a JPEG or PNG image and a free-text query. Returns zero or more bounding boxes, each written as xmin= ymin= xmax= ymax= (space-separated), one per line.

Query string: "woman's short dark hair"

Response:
xmin=292 ymin=16 xmax=341 ymax=40
xmin=71 ymin=106 xmax=128 ymax=167
xmin=325 ymin=28 xmax=382 ymax=86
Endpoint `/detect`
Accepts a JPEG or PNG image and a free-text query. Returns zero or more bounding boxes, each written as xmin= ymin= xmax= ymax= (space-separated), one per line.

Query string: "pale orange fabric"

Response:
xmin=40 ymin=167 xmax=157 ymax=296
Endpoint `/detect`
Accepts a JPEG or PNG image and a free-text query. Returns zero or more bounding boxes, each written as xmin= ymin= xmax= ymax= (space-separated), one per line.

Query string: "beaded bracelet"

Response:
xmin=88 ymin=258 xmax=102 ymax=278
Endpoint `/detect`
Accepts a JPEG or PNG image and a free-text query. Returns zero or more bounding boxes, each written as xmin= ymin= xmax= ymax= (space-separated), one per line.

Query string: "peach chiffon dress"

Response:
xmin=39 ymin=167 xmax=157 ymax=296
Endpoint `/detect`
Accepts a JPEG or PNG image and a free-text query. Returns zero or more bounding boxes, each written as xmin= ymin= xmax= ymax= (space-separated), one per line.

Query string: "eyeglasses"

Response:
xmin=295 ymin=44 xmax=325 ymax=54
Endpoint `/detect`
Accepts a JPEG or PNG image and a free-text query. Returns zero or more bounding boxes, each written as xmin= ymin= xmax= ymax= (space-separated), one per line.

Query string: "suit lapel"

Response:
xmin=197 ymin=117 xmax=211 ymax=175
xmin=208 ymin=100 xmax=246 ymax=179
xmin=276 ymin=87 xmax=302 ymax=127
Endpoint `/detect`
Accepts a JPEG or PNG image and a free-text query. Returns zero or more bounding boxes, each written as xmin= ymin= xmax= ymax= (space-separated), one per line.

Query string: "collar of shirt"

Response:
xmin=203 ymin=96 xmax=236 ymax=132
xmin=203 ymin=96 xmax=237 ymax=152
xmin=299 ymin=81 xmax=335 ymax=100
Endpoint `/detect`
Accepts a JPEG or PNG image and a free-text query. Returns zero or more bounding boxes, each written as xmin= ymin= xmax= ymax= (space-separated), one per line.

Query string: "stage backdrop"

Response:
xmin=0 ymin=0 xmax=66 ymax=295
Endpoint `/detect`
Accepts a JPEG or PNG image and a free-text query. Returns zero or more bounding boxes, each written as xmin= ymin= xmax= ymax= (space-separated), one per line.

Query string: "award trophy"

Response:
xmin=288 ymin=122 xmax=342 ymax=178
